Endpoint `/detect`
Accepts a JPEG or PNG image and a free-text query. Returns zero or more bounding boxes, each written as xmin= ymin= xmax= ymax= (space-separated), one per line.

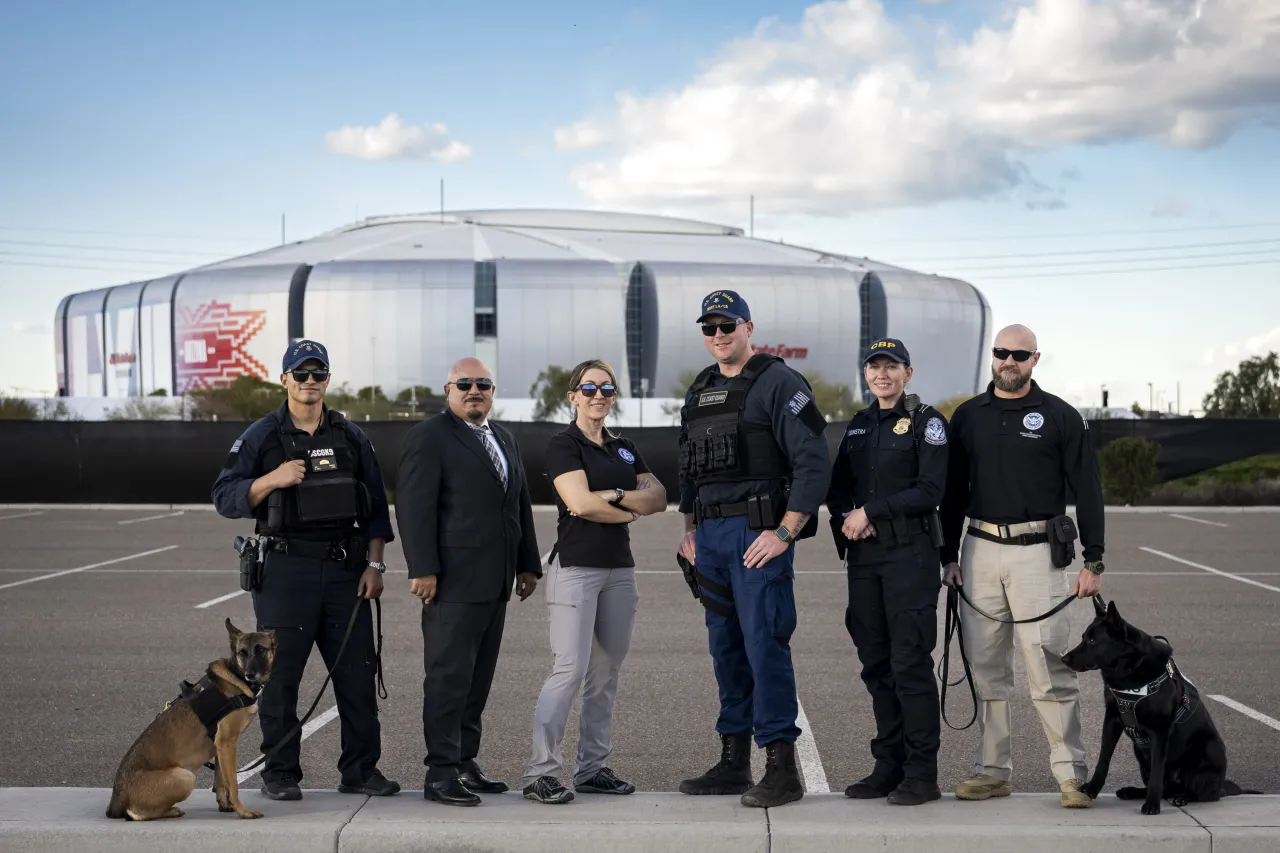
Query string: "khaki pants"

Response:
xmin=959 ymin=531 xmax=1088 ymax=785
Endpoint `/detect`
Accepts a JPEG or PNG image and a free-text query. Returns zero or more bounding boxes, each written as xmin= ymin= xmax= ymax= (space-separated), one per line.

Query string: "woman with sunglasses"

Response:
xmin=521 ymin=359 xmax=667 ymax=804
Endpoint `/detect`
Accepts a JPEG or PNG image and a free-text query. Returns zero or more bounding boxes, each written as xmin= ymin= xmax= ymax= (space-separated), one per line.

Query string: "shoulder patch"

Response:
xmin=229 ymin=439 xmax=242 ymax=453
xmin=785 ymin=389 xmax=812 ymax=417
xmin=924 ymin=416 xmax=947 ymax=446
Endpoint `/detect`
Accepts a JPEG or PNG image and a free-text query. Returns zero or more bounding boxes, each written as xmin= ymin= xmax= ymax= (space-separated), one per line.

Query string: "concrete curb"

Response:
xmin=2 ymin=789 xmax=1277 ymax=853
xmin=3 ymin=503 xmax=1280 ymax=513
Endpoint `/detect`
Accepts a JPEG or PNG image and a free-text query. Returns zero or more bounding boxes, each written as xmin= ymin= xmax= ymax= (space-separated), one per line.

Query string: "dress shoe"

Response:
xmin=423 ymin=777 xmax=481 ymax=806
xmin=338 ymin=768 xmax=401 ymax=796
xmin=459 ymin=760 xmax=509 ymax=794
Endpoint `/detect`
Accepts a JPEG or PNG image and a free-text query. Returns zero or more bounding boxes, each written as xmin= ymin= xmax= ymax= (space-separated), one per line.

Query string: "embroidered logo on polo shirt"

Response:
xmin=1023 ymin=412 xmax=1044 ymax=431
xmin=618 ymin=447 xmax=635 ymax=463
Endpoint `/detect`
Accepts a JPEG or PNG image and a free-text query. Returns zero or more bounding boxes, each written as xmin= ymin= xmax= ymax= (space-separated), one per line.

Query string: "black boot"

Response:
xmin=678 ymin=733 xmax=753 ymax=795
xmin=740 ymin=740 xmax=804 ymax=808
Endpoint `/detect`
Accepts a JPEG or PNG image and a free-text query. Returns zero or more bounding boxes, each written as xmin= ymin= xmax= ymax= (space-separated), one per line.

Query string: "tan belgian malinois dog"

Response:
xmin=106 ymin=618 xmax=277 ymax=820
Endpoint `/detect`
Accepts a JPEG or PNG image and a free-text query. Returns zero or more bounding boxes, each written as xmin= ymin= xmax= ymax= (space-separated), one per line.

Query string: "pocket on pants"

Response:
xmin=765 ymin=577 xmax=797 ymax=640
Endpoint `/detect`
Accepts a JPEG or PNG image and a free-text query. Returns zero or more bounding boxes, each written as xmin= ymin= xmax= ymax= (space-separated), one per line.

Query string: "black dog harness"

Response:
xmin=165 ymin=673 xmax=261 ymax=741
xmin=1106 ymin=658 xmax=1200 ymax=747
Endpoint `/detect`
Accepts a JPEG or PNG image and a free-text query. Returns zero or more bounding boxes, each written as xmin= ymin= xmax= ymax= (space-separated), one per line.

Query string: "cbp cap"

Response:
xmin=283 ymin=339 xmax=330 ymax=373
xmin=863 ymin=337 xmax=910 ymax=366
xmin=696 ymin=289 xmax=751 ymax=323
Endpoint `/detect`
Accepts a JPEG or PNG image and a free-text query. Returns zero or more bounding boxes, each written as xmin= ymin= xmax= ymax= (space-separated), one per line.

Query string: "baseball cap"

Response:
xmin=696 ymin=289 xmax=751 ymax=324
xmin=863 ymin=337 xmax=910 ymax=366
xmin=282 ymin=339 xmax=330 ymax=373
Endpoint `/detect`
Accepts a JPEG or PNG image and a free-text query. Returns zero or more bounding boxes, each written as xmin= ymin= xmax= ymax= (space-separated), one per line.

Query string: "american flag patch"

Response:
xmin=230 ymin=439 xmax=242 ymax=453
xmin=786 ymin=390 xmax=811 ymax=416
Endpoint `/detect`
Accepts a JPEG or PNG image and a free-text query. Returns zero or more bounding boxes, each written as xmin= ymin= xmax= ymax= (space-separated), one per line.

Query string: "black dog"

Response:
xmin=1062 ymin=598 xmax=1258 ymax=814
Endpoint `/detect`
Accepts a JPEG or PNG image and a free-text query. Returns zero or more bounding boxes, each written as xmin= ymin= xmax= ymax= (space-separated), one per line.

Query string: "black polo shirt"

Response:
xmin=938 ymin=379 xmax=1105 ymax=565
xmin=545 ymin=421 xmax=651 ymax=569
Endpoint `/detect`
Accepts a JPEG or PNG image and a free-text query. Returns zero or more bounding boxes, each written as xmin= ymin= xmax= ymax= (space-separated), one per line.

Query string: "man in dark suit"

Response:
xmin=395 ymin=357 xmax=543 ymax=806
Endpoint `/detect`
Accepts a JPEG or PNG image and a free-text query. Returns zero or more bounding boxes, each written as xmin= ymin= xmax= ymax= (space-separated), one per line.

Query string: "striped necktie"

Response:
xmin=470 ymin=423 xmax=507 ymax=489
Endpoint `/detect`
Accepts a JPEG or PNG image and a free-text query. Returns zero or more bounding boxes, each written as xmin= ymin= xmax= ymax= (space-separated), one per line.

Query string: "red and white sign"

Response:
xmin=174 ymin=300 xmax=269 ymax=393
xmin=755 ymin=344 xmax=809 ymax=359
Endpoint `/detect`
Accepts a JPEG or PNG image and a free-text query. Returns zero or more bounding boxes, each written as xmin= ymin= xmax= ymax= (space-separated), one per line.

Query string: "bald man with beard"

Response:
xmin=938 ymin=325 xmax=1106 ymax=809
xmin=395 ymin=358 xmax=542 ymax=807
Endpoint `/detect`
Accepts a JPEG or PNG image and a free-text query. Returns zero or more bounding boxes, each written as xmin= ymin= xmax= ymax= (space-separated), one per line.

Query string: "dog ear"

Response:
xmin=1105 ymin=600 xmax=1121 ymax=623
xmin=1092 ymin=596 xmax=1106 ymax=618
xmin=225 ymin=617 xmax=242 ymax=639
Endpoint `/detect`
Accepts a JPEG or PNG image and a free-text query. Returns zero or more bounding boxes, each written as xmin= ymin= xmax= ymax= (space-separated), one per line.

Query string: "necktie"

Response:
xmin=471 ymin=423 xmax=507 ymax=489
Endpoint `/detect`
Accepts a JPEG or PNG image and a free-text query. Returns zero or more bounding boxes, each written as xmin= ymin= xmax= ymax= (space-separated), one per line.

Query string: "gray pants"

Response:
xmin=522 ymin=562 xmax=639 ymax=787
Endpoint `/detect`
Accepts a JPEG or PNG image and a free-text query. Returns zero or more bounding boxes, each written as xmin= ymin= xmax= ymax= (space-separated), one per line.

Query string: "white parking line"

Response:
xmin=1140 ymin=547 xmax=1280 ymax=594
xmin=0 ymin=511 xmax=44 ymax=521
xmin=236 ymin=705 xmax=340 ymax=785
xmin=1210 ymin=695 xmax=1280 ymax=733
xmin=118 ymin=511 xmax=186 ymax=525
xmin=195 ymin=590 xmax=247 ymax=609
xmin=0 ymin=545 xmax=180 ymax=592
xmin=1168 ymin=513 xmax=1229 ymax=528
xmin=794 ymin=696 xmax=829 ymax=793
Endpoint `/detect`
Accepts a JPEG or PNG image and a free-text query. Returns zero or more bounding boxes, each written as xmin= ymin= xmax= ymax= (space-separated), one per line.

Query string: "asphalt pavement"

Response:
xmin=1 ymin=505 xmax=1277 ymax=800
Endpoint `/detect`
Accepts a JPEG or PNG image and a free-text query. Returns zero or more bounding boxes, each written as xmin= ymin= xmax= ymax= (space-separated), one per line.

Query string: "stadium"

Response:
xmin=52 ymin=209 xmax=993 ymax=413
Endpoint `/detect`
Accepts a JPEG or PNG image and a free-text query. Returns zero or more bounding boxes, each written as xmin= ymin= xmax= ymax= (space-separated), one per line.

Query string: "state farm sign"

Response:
xmin=755 ymin=344 xmax=808 ymax=359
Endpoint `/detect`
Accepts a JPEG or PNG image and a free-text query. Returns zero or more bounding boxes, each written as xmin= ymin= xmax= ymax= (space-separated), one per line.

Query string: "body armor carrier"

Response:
xmin=680 ymin=353 xmax=790 ymax=487
xmin=258 ymin=408 xmax=369 ymax=537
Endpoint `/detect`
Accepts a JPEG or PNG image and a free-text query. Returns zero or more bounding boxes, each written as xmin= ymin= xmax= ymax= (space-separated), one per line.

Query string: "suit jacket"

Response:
xmin=395 ymin=409 xmax=542 ymax=603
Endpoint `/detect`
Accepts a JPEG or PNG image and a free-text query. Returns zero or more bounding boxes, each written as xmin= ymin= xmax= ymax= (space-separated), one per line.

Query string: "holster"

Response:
xmin=676 ymin=553 xmax=701 ymax=600
xmin=1047 ymin=514 xmax=1079 ymax=568
xmin=234 ymin=535 xmax=265 ymax=592
xmin=928 ymin=510 xmax=945 ymax=549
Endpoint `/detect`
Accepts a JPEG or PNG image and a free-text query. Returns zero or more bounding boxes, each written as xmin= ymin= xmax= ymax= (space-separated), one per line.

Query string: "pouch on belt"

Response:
xmin=1047 ymin=514 xmax=1078 ymax=568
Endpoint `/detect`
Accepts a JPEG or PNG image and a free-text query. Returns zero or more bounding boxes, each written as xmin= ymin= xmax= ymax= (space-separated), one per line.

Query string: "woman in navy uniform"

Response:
xmin=826 ymin=337 xmax=949 ymax=806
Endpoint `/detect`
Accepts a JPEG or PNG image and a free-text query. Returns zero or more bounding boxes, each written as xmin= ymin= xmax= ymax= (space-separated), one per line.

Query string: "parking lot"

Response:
xmin=1 ymin=505 xmax=1277 ymax=798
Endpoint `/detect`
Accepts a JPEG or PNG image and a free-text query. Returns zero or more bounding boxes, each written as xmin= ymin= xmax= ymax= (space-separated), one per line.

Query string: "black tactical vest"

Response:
xmin=679 ymin=353 xmax=790 ymax=487
xmin=257 ymin=408 xmax=367 ymax=538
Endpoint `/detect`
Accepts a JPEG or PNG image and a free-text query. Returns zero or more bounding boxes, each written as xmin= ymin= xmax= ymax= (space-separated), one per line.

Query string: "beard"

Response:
xmin=993 ymin=365 xmax=1030 ymax=392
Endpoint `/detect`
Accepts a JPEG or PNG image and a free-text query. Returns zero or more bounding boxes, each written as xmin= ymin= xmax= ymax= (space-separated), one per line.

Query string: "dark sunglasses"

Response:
xmin=701 ymin=319 xmax=745 ymax=337
xmin=291 ymin=368 xmax=329 ymax=383
xmin=577 ymin=383 xmax=616 ymax=398
xmin=992 ymin=348 xmax=1035 ymax=362
xmin=452 ymin=378 xmax=494 ymax=392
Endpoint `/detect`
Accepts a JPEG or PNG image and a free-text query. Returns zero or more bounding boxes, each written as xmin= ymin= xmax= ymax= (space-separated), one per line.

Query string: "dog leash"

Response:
xmin=235 ymin=594 xmax=383 ymax=776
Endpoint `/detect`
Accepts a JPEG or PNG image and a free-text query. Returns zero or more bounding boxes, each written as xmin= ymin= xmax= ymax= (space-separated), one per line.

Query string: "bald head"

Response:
xmin=445 ymin=357 xmax=495 ymax=422
xmin=990 ymin=324 xmax=1039 ymax=396
xmin=994 ymin=324 xmax=1038 ymax=352
xmin=447 ymin=357 xmax=492 ymax=385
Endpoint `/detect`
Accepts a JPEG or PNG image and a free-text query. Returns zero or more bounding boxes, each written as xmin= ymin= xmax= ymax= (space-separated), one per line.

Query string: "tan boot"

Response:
xmin=1060 ymin=778 xmax=1092 ymax=808
xmin=955 ymin=774 xmax=1012 ymax=800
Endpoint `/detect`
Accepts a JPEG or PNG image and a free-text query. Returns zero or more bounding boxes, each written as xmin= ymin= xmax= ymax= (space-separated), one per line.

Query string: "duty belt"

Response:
xmin=696 ymin=500 xmax=752 ymax=520
xmin=967 ymin=519 xmax=1048 ymax=546
xmin=266 ymin=536 xmax=352 ymax=562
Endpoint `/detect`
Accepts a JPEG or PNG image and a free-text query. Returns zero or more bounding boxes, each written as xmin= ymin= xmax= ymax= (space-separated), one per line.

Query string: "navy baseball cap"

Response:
xmin=863 ymin=337 xmax=910 ymax=366
xmin=282 ymin=339 xmax=330 ymax=373
xmin=696 ymin=289 xmax=751 ymax=323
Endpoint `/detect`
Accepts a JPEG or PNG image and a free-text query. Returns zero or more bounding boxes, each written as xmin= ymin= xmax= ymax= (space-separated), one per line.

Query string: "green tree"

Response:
xmin=1202 ymin=351 xmax=1280 ymax=417
xmin=0 ymin=397 xmax=39 ymax=420
xmin=529 ymin=365 xmax=575 ymax=422
xmin=188 ymin=374 xmax=285 ymax=420
xmin=661 ymin=369 xmax=701 ymax=417
xmin=933 ymin=394 xmax=974 ymax=421
xmin=1098 ymin=437 xmax=1160 ymax=505
xmin=802 ymin=371 xmax=858 ymax=422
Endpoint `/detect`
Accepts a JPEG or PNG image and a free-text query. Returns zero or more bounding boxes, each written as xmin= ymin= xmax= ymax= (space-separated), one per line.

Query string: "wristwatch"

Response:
xmin=1083 ymin=560 xmax=1105 ymax=575
xmin=367 ymin=561 xmax=387 ymax=574
xmin=774 ymin=525 xmax=795 ymax=544
xmin=610 ymin=488 xmax=625 ymax=506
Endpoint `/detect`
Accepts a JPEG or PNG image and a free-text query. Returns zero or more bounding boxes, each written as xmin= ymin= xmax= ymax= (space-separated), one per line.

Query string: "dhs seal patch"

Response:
xmin=1023 ymin=412 xmax=1044 ymax=431
xmin=924 ymin=417 xmax=947 ymax=445
xmin=618 ymin=447 xmax=635 ymax=464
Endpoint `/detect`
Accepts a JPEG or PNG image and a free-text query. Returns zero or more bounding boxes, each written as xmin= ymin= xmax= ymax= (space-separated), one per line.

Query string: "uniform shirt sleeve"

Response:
xmin=350 ymin=423 xmax=395 ymax=544
xmin=544 ymin=434 xmax=584 ymax=482
xmin=625 ymin=439 xmax=652 ymax=475
xmin=761 ymin=366 xmax=831 ymax=516
xmin=861 ymin=408 xmax=950 ymax=522
xmin=824 ymin=416 xmax=858 ymax=519
xmin=939 ymin=404 xmax=971 ymax=565
xmin=211 ymin=420 xmax=269 ymax=519
xmin=677 ymin=386 xmax=697 ymax=514
xmin=1059 ymin=404 xmax=1105 ymax=562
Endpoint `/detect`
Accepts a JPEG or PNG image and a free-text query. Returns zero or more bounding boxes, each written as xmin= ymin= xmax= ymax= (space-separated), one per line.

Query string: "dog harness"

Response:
xmin=1106 ymin=659 xmax=1200 ymax=746
xmin=165 ymin=674 xmax=261 ymax=742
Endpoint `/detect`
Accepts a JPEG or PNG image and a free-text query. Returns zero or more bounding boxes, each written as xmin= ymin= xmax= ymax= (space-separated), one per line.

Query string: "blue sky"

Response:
xmin=2 ymin=0 xmax=1278 ymax=413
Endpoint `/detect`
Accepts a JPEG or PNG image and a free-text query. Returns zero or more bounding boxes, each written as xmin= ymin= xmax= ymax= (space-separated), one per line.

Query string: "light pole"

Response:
xmin=1147 ymin=382 xmax=1153 ymax=414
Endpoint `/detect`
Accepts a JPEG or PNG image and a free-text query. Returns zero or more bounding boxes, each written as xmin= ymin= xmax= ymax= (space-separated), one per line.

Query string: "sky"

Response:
xmin=1 ymin=0 xmax=1278 ymax=414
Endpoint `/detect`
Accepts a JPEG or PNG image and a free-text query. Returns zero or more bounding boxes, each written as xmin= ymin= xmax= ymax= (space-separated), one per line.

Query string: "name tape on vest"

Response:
xmin=698 ymin=390 xmax=729 ymax=406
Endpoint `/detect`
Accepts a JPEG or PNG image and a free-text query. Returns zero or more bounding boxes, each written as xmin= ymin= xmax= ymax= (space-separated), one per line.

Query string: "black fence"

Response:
xmin=3 ymin=416 xmax=1278 ymax=506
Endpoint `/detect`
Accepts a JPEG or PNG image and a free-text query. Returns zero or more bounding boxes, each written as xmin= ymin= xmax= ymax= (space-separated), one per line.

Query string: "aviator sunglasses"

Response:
xmin=452 ymin=378 xmax=494 ymax=392
xmin=291 ymin=368 xmax=329 ymax=383
xmin=576 ymin=383 xmax=616 ymax=398
xmin=701 ymin=318 xmax=746 ymax=337
xmin=992 ymin=347 xmax=1035 ymax=362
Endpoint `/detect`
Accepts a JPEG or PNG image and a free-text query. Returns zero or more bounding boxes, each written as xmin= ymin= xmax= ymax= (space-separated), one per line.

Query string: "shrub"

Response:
xmin=1098 ymin=437 xmax=1160 ymax=505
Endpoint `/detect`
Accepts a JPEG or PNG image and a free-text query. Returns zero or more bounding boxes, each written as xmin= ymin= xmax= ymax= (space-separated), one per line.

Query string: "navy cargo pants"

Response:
xmin=694 ymin=515 xmax=801 ymax=747
xmin=251 ymin=551 xmax=380 ymax=788
xmin=845 ymin=532 xmax=942 ymax=785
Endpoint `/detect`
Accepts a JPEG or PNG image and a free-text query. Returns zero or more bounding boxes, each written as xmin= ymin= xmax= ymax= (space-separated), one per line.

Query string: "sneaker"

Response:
xmin=338 ymin=768 xmax=401 ymax=796
xmin=1060 ymin=778 xmax=1093 ymax=809
xmin=575 ymin=767 xmax=636 ymax=795
xmin=955 ymin=774 xmax=1012 ymax=800
xmin=887 ymin=778 xmax=942 ymax=806
xmin=261 ymin=775 xmax=302 ymax=801
xmin=523 ymin=775 xmax=574 ymax=804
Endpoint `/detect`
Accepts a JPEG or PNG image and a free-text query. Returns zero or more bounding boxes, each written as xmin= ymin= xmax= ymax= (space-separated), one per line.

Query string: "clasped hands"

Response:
xmin=841 ymin=507 xmax=877 ymax=541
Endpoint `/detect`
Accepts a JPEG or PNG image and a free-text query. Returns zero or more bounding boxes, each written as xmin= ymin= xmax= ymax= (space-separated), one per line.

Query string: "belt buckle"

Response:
xmin=331 ymin=543 xmax=347 ymax=562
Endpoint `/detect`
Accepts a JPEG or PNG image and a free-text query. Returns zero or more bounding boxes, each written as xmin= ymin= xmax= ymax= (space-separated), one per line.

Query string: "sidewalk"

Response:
xmin=1 ymin=788 xmax=1276 ymax=853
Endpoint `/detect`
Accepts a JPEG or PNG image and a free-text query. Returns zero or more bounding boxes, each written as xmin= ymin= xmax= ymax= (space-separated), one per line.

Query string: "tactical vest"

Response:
xmin=257 ymin=408 xmax=367 ymax=537
xmin=679 ymin=353 xmax=790 ymax=487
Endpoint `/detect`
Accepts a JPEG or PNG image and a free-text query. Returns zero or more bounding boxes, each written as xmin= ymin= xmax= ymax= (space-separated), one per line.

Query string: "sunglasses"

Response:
xmin=291 ymin=368 xmax=329 ymax=383
xmin=702 ymin=319 xmax=745 ymax=337
xmin=992 ymin=348 xmax=1035 ymax=362
xmin=577 ymin=383 xmax=616 ymax=398
xmin=452 ymin=378 xmax=494 ymax=392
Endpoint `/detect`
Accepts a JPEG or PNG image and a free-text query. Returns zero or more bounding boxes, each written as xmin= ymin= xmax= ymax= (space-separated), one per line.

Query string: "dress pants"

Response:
xmin=420 ymin=597 xmax=507 ymax=783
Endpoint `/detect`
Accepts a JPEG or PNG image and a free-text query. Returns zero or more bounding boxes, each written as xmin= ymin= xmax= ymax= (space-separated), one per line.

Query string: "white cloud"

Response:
xmin=325 ymin=113 xmax=472 ymax=162
xmin=564 ymin=0 xmax=1280 ymax=216
xmin=1151 ymin=195 xmax=1192 ymax=217
xmin=554 ymin=121 xmax=611 ymax=151
xmin=11 ymin=322 xmax=51 ymax=335
xmin=1203 ymin=326 xmax=1280 ymax=367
